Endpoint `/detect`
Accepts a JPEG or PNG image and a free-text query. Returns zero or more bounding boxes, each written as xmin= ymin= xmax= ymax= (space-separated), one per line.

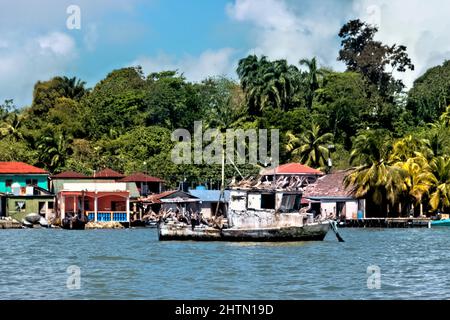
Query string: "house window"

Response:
xmin=26 ymin=179 xmax=38 ymax=186
xmin=261 ymin=194 xmax=276 ymax=209
xmin=5 ymin=179 xmax=13 ymax=187
xmin=48 ymin=202 xmax=54 ymax=209
xmin=15 ymin=201 xmax=26 ymax=212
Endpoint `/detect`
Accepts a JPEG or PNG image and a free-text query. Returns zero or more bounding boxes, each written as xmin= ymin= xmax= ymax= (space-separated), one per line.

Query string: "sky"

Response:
xmin=1 ymin=0 xmax=450 ymax=107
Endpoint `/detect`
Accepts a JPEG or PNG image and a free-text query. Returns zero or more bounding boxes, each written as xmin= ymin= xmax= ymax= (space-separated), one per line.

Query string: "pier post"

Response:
xmin=94 ymin=196 xmax=98 ymax=222
xmin=126 ymin=197 xmax=130 ymax=222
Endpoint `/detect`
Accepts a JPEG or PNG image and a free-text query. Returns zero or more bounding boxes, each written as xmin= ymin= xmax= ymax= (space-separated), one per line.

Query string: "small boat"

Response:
xmin=431 ymin=219 xmax=450 ymax=227
xmin=39 ymin=217 xmax=50 ymax=228
xmin=130 ymin=219 xmax=147 ymax=227
xmin=21 ymin=219 xmax=33 ymax=228
xmin=25 ymin=213 xmax=41 ymax=224
xmin=61 ymin=214 xmax=87 ymax=230
xmin=145 ymin=219 xmax=158 ymax=228
xmin=158 ymin=187 xmax=341 ymax=242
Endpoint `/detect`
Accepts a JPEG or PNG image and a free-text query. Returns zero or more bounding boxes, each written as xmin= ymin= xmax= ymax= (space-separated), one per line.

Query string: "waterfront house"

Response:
xmin=303 ymin=170 xmax=365 ymax=219
xmin=140 ymin=190 xmax=200 ymax=215
xmin=0 ymin=162 xmax=55 ymax=220
xmin=56 ymin=182 xmax=131 ymax=223
xmin=119 ymin=172 xmax=164 ymax=196
xmin=50 ymin=169 xmax=140 ymax=222
xmin=188 ymin=189 xmax=230 ymax=218
xmin=260 ymin=162 xmax=324 ymax=187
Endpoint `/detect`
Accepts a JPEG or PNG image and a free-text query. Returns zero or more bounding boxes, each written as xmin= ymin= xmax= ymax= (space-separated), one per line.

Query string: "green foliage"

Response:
xmin=407 ymin=60 xmax=450 ymax=124
xmin=338 ymin=19 xmax=414 ymax=99
xmin=2 ymin=18 xmax=450 ymax=199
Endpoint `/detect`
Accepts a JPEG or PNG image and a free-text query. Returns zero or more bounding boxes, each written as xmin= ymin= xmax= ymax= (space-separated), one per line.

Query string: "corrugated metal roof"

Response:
xmin=188 ymin=189 xmax=230 ymax=202
xmin=303 ymin=170 xmax=355 ymax=199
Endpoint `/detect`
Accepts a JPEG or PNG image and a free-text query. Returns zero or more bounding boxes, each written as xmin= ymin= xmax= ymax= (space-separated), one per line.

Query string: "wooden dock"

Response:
xmin=339 ymin=218 xmax=430 ymax=228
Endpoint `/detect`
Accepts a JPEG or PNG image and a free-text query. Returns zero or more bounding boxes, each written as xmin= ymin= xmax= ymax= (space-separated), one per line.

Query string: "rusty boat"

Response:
xmin=158 ymin=175 xmax=340 ymax=242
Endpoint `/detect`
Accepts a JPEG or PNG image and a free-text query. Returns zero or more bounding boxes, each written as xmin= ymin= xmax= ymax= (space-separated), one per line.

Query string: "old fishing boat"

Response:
xmin=158 ymin=175 xmax=341 ymax=242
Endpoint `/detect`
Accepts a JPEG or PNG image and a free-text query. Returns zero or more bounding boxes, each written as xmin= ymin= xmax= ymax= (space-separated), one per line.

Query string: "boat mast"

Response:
xmin=214 ymin=147 xmax=225 ymax=217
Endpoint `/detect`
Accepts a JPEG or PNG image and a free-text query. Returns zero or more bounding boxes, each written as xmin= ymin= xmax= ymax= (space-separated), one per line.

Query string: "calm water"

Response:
xmin=0 ymin=227 xmax=449 ymax=300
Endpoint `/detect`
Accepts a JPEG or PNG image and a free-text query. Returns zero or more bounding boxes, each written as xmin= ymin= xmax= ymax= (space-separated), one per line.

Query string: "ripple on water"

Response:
xmin=1 ymin=228 xmax=450 ymax=299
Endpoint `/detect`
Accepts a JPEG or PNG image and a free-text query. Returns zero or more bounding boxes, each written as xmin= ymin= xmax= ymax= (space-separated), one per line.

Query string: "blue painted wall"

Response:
xmin=0 ymin=175 xmax=48 ymax=193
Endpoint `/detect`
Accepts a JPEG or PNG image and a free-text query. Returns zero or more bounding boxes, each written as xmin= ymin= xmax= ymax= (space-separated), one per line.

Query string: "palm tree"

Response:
xmin=429 ymin=156 xmax=450 ymax=212
xmin=237 ymin=55 xmax=300 ymax=114
xmin=344 ymin=130 xmax=403 ymax=210
xmin=393 ymin=155 xmax=434 ymax=215
xmin=389 ymin=135 xmax=433 ymax=162
xmin=299 ymin=57 xmax=324 ymax=110
xmin=286 ymin=124 xmax=333 ymax=169
xmin=60 ymin=76 xmax=87 ymax=100
xmin=0 ymin=112 xmax=24 ymax=141
xmin=37 ymin=132 xmax=73 ymax=173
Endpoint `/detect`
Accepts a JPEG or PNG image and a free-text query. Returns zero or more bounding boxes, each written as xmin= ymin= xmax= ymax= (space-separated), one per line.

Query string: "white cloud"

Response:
xmin=226 ymin=0 xmax=450 ymax=88
xmin=353 ymin=0 xmax=450 ymax=87
xmin=0 ymin=32 xmax=77 ymax=107
xmin=37 ymin=32 xmax=76 ymax=56
xmin=131 ymin=48 xmax=237 ymax=81
xmin=226 ymin=0 xmax=350 ymax=70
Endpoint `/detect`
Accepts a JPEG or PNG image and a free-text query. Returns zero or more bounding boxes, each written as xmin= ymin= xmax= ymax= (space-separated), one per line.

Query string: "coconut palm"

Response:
xmin=237 ymin=55 xmax=300 ymax=114
xmin=429 ymin=156 xmax=450 ymax=212
xmin=286 ymin=124 xmax=333 ymax=169
xmin=389 ymin=135 xmax=433 ymax=162
xmin=299 ymin=57 xmax=325 ymax=109
xmin=37 ymin=132 xmax=73 ymax=173
xmin=60 ymin=76 xmax=88 ymax=100
xmin=0 ymin=112 xmax=24 ymax=141
xmin=393 ymin=155 xmax=434 ymax=214
xmin=344 ymin=130 xmax=403 ymax=207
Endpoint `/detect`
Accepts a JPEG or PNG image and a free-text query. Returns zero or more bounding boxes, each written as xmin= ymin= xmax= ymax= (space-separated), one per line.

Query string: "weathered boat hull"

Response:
xmin=158 ymin=222 xmax=330 ymax=242
xmin=158 ymin=223 xmax=222 ymax=241
xmin=61 ymin=216 xmax=87 ymax=230
xmin=221 ymin=223 xmax=330 ymax=242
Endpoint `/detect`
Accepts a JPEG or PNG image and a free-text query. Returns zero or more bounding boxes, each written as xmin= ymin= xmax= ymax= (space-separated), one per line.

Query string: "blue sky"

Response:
xmin=1 ymin=0 xmax=450 ymax=107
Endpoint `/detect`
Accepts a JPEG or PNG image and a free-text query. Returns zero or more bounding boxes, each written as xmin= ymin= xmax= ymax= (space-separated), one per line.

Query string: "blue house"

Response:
xmin=0 ymin=162 xmax=54 ymax=220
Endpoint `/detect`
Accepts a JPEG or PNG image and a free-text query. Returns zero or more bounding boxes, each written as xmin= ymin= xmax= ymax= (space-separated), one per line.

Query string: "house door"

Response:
xmin=336 ymin=202 xmax=345 ymax=219
xmin=38 ymin=202 xmax=46 ymax=217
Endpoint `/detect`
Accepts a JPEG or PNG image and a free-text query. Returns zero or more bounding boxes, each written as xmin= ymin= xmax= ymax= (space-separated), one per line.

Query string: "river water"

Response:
xmin=0 ymin=227 xmax=449 ymax=300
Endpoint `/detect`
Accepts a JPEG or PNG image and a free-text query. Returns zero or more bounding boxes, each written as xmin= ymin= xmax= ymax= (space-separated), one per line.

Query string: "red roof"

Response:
xmin=93 ymin=168 xmax=124 ymax=179
xmin=51 ymin=171 xmax=89 ymax=179
xmin=119 ymin=172 xmax=164 ymax=183
xmin=261 ymin=163 xmax=323 ymax=176
xmin=0 ymin=162 xmax=48 ymax=174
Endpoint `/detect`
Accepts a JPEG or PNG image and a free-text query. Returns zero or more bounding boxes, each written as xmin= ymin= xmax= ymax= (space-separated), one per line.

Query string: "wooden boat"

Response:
xmin=431 ymin=219 xmax=450 ymax=227
xmin=39 ymin=217 xmax=50 ymax=228
xmin=21 ymin=219 xmax=33 ymax=228
xmin=25 ymin=213 xmax=41 ymax=224
xmin=158 ymin=188 xmax=338 ymax=242
xmin=61 ymin=214 xmax=87 ymax=230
